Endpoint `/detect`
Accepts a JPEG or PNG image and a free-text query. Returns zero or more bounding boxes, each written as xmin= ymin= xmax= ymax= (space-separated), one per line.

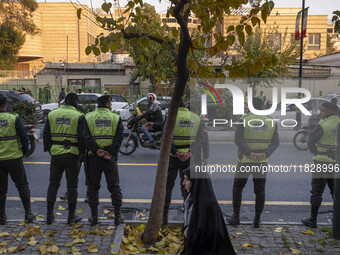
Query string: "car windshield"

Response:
xmin=18 ymin=93 xmax=36 ymax=103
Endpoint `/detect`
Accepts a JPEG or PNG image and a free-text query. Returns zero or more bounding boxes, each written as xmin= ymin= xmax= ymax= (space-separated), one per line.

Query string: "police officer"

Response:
xmin=82 ymin=95 xmax=124 ymax=226
xmin=0 ymin=95 xmax=35 ymax=225
xmin=162 ymin=99 xmax=208 ymax=225
xmin=226 ymin=97 xmax=279 ymax=228
xmin=43 ymin=93 xmax=85 ymax=225
xmin=303 ymin=102 xmax=340 ymax=228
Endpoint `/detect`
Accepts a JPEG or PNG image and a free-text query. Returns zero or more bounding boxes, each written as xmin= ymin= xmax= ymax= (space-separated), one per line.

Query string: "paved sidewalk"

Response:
xmin=1 ymin=220 xmax=340 ymax=254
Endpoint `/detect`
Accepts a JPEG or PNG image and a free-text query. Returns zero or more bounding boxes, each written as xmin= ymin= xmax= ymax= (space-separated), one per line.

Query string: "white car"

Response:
xmin=115 ymin=96 xmax=171 ymax=121
xmin=270 ymin=97 xmax=329 ymax=127
xmin=42 ymin=93 xmax=128 ymax=121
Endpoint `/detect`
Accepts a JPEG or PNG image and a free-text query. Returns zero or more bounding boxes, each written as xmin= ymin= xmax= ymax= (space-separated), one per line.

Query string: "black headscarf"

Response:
xmin=181 ymin=166 xmax=236 ymax=255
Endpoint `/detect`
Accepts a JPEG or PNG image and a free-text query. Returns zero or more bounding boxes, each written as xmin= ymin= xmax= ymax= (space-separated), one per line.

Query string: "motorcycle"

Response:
xmin=293 ymin=115 xmax=320 ymax=151
xmin=119 ymin=107 xmax=162 ymax=155
xmin=24 ymin=125 xmax=37 ymax=157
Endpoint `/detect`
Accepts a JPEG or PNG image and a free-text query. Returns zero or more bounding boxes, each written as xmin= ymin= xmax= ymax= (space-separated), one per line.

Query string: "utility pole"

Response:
xmin=296 ymin=0 xmax=305 ymax=129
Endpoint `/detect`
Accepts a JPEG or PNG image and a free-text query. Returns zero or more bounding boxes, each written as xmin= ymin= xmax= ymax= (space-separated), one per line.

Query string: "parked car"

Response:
xmin=115 ymin=96 xmax=171 ymax=121
xmin=271 ymin=97 xmax=329 ymax=126
xmin=41 ymin=93 xmax=128 ymax=122
xmin=0 ymin=90 xmax=43 ymax=121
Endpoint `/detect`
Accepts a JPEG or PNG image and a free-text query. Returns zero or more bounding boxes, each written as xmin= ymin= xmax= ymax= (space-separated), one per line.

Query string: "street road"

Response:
xmin=5 ymin=142 xmax=334 ymax=224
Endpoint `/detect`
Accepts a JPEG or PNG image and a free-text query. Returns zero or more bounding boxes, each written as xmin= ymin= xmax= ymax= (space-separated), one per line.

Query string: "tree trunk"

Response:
xmin=142 ymin=0 xmax=191 ymax=244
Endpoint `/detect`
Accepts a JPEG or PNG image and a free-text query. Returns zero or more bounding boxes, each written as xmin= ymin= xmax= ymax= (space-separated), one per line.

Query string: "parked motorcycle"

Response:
xmin=293 ymin=115 xmax=319 ymax=151
xmin=119 ymin=107 xmax=162 ymax=155
xmin=24 ymin=125 xmax=36 ymax=157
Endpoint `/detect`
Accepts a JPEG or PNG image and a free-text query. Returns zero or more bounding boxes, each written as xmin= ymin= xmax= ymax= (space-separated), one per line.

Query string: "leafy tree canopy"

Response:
xmin=332 ymin=10 xmax=340 ymax=33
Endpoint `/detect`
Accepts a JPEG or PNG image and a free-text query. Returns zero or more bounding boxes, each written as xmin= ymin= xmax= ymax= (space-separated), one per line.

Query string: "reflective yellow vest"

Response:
xmin=48 ymin=105 xmax=83 ymax=156
xmin=239 ymin=113 xmax=276 ymax=163
xmin=0 ymin=112 xmax=23 ymax=160
xmin=314 ymin=115 xmax=340 ymax=163
xmin=171 ymin=107 xmax=200 ymax=156
xmin=86 ymin=108 xmax=120 ymax=154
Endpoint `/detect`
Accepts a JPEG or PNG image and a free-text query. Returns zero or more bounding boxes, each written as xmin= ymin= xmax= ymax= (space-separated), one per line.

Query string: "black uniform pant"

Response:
xmin=232 ymin=162 xmax=267 ymax=213
xmin=87 ymin=156 xmax=122 ymax=208
xmin=310 ymin=160 xmax=335 ymax=209
xmin=164 ymin=156 xmax=190 ymax=213
xmin=0 ymin=158 xmax=31 ymax=210
xmin=47 ymin=154 xmax=80 ymax=205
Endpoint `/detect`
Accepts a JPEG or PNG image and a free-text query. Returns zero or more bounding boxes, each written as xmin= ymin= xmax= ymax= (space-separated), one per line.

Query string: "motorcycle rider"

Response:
xmin=139 ymin=93 xmax=162 ymax=147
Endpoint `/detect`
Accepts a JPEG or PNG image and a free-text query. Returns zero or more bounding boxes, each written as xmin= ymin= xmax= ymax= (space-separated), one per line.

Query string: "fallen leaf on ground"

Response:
xmin=43 ymin=230 xmax=56 ymax=237
xmin=98 ymin=217 xmax=107 ymax=220
xmin=59 ymin=250 xmax=68 ymax=254
xmin=301 ymin=229 xmax=315 ymax=235
xmin=72 ymin=238 xmax=86 ymax=244
xmin=18 ymin=221 xmax=27 ymax=226
xmin=58 ymin=205 xmax=66 ymax=211
xmin=242 ymin=243 xmax=254 ymax=247
xmin=274 ymin=227 xmax=283 ymax=233
xmin=0 ymin=241 xmax=7 ymax=246
xmin=108 ymin=213 xmax=115 ymax=218
xmin=264 ymin=211 xmax=270 ymax=214
xmin=278 ymin=219 xmax=284 ymax=222
xmin=103 ymin=209 xmax=110 ymax=214
xmin=290 ymin=247 xmax=301 ymax=254
xmin=46 ymin=245 xmax=58 ymax=254
xmin=110 ymin=243 xmax=117 ymax=248
xmin=65 ymin=243 xmax=73 ymax=248
xmin=0 ymin=232 xmax=9 ymax=237
xmin=7 ymin=244 xmax=26 ymax=253
xmin=27 ymin=237 xmax=39 ymax=246
xmin=88 ymin=244 xmax=99 ymax=253
xmin=77 ymin=209 xmax=83 ymax=213
xmin=107 ymin=226 xmax=115 ymax=230
xmin=56 ymin=212 xmax=62 ymax=216
xmin=0 ymin=248 xmax=7 ymax=254
xmin=297 ymin=242 xmax=303 ymax=246
xmin=36 ymin=215 xmax=44 ymax=219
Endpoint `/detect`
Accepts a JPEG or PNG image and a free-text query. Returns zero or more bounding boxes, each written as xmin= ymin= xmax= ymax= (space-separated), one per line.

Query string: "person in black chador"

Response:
xmin=181 ymin=167 xmax=236 ymax=255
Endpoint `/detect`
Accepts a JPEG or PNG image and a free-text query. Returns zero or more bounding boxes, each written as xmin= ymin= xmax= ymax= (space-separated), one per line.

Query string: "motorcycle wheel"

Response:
xmin=26 ymin=135 xmax=36 ymax=157
xmin=119 ymin=133 xmax=138 ymax=155
xmin=293 ymin=130 xmax=308 ymax=151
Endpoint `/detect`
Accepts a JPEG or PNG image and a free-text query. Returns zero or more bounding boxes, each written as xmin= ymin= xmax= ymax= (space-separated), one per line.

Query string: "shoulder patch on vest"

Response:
xmin=56 ymin=117 xmax=71 ymax=125
xmin=179 ymin=120 xmax=194 ymax=128
xmin=0 ymin=119 xmax=8 ymax=127
xmin=95 ymin=120 xmax=112 ymax=127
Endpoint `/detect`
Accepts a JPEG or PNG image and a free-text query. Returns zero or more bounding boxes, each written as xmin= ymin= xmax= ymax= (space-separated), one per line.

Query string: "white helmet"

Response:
xmin=147 ymin=93 xmax=157 ymax=103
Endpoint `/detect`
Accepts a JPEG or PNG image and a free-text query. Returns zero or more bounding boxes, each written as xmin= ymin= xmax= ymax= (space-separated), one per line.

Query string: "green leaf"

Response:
xmin=221 ymin=40 xmax=229 ymax=51
xmin=227 ymin=34 xmax=235 ymax=45
xmin=117 ymin=17 xmax=126 ymax=23
xmin=332 ymin=15 xmax=338 ymax=22
xmin=93 ymin=47 xmax=100 ymax=56
xmin=77 ymin=8 xmax=82 ymax=20
xmin=102 ymin=2 xmax=112 ymax=14
xmin=209 ymin=46 xmax=218 ymax=57
xmin=161 ymin=73 xmax=166 ymax=81
xmin=227 ymin=25 xmax=234 ymax=33
xmin=245 ymin=25 xmax=252 ymax=36
xmin=237 ymin=31 xmax=245 ymax=46
xmin=110 ymin=41 xmax=119 ymax=52
xmin=236 ymin=25 xmax=244 ymax=33
xmin=251 ymin=17 xmax=260 ymax=27
xmin=171 ymin=28 xmax=179 ymax=38
xmin=261 ymin=9 xmax=268 ymax=24
xmin=85 ymin=46 xmax=91 ymax=55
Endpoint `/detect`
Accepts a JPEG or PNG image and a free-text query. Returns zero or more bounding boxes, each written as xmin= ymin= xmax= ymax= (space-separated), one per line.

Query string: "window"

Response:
xmin=68 ymin=79 xmax=83 ymax=87
xmin=268 ymin=33 xmax=281 ymax=51
xmin=327 ymin=28 xmax=334 ymax=33
xmin=84 ymin=79 xmax=101 ymax=90
xmin=308 ymin=33 xmax=321 ymax=50
xmin=290 ymin=33 xmax=301 ymax=48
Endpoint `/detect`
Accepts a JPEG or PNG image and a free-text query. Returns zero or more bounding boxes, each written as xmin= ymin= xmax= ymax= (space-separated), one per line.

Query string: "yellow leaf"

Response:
xmin=111 ymin=252 xmax=119 ymax=255
xmin=0 ymin=232 xmax=9 ymax=237
xmin=103 ymin=209 xmax=110 ymax=214
xmin=46 ymin=245 xmax=58 ymax=254
xmin=111 ymin=243 xmax=117 ymax=248
xmin=88 ymin=244 xmax=99 ymax=253
xmin=242 ymin=243 xmax=254 ymax=247
xmin=65 ymin=243 xmax=73 ymax=248
xmin=7 ymin=244 xmax=26 ymax=253
xmin=0 ymin=248 xmax=7 ymax=254
xmin=279 ymin=219 xmax=285 ymax=222
xmin=121 ymin=236 xmax=128 ymax=244
xmin=18 ymin=221 xmax=27 ymax=226
xmin=36 ymin=215 xmax=44 ymax=219
xmin=59 ymin=250 xmax=68 ymax=254
xmin=98 ymin=217 xmax=107 ymax=220
xmin=141 ymin=217 xmax=148 ymax=220
xmin=27 ymin=239 xmax=38 ymax=246
xmin=72 ymin=238 xmax=86 ymax=244
xmin=107 ymin=226 xmax=115 ymax=230
xmin=43 ymin=230 xmax=56 ymax=237
xmin=108 ymin=213 xmax=115 ymax=218
xmin=0 ymin=241 xmax=7 ymax=246
xmin=155 ymin=241 xmax=165 ymax=248
xmin=274 ymin=227 xmax=282 ymax=233
xmin=88 ymin=230 xmax=98 ymax=234
xmin=56 ymin=212 xmax=62 ymax=216
xmin=77 ymin=209 xmax=83 ymax=213
xmin=297 ymin=242 xmax=303 ymax=246
xmin=290 ymin=248 xmax=301 ymax=254
xmin=169 ymin=243 xmax=180 ymax=254
xmin=303 ymin=230 xmax=315 ymax=235
xmin=58 ymin=205 xmax=66 ymax=211
xmin=148 ymin=246 xmax=159 ymax=252
xmin=235 ymin=232 xmax=242 ymax=236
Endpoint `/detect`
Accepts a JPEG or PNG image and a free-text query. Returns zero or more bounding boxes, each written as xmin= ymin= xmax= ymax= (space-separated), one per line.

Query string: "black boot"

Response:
xmin=226 ymin=206 xmax=240 ymax=226
xmin=0 ymin=200 xmax=6 ymax=225
xmin=22 ymin=197 xmax=35 ymax=223
xmin=302 ymin=206 xmax=319 ymax=228
xmin=88 ymin=207 xmax=98 ymax=226
xmin=253 ymin=210 xmax=262 ymax=228
xmin=114 ymin=206 xmax=124 ymax=225
xmin=67 ymin=203 xmax=82 ymax=225
xmin=46 ymin=202 xmax=54 ymax=225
